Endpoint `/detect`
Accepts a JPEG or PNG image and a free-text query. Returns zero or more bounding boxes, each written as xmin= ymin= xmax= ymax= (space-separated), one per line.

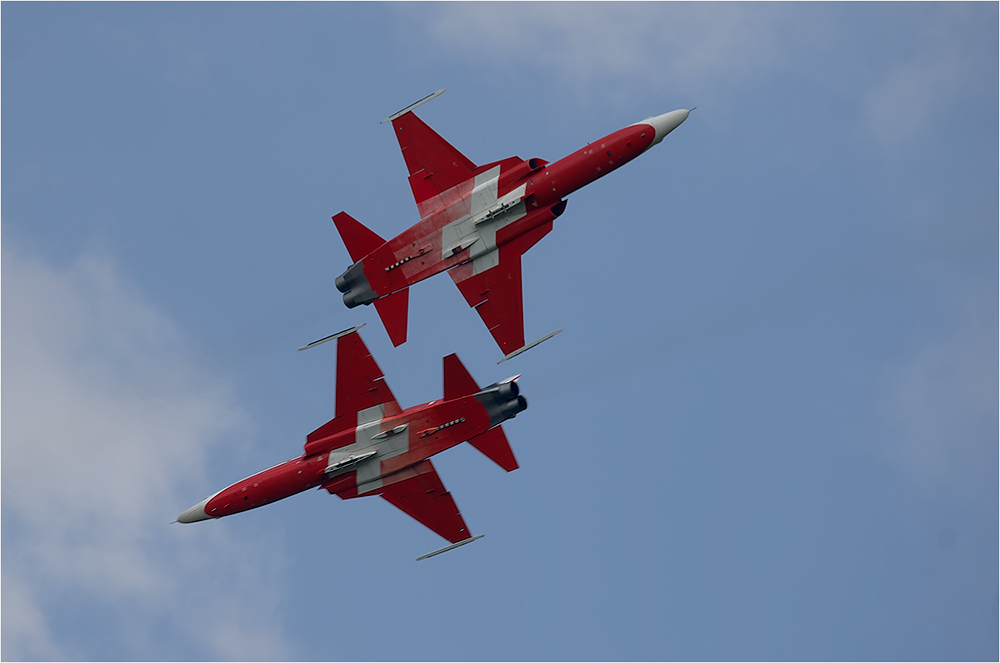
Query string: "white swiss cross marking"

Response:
xmin=439 ymin=166 xmax=529 ymax=275
xmin=327 ymin=404 xmax=410 ymax=495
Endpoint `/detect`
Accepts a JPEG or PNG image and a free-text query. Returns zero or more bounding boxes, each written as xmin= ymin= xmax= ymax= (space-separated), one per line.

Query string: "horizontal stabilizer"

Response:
xmin=468 ymin=425 xmax=519 ymax=473
xmin=443 ymin=353 xmax=480 ymax=401
xmin=333 ymin=212 xmax=386 ymax=263
xmin=373 ymin=288 xmax=409 ymax=347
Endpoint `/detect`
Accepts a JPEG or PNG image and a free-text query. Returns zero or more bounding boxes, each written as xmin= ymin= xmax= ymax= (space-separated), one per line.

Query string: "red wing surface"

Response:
xmin=391 ymin=112 xmax=478 ymax=217
xmin=334 ymin=331 xmax=400 ymax=419
xmin=379 ymin=460 xmax=472 ymax=543
xmin=450 ymin=258 xmax=524 ymax=355
xmin=449 ymin=221 xmax=554 ymax=355
xmin=306 ymin=332 xmax=401 ymax=448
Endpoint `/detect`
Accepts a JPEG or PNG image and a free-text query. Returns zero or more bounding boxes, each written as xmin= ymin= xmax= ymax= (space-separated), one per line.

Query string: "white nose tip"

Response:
xmin=177 ymin=495 xmax=214 ymax=523
xmin=646 ymin=109 xmax=689 ymax=146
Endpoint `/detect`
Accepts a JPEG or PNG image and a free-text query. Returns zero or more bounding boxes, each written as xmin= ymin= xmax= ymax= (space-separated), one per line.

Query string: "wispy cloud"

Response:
xmin=863 ymin=57 xmax=959 ymax=152
xmin=881 ymin=303 xmax=998 ymax=496
xmin=402 ymin=3 xmax=992 ymax=152
xmin=860 ymin=7 xmax=992 ymax=154
xmin=1 ymin=576 xmax=67 ymax=661
xmin=400 ymin=4 xmax=825 ymax=101
xmin=1 ymin=240 xmax=292 ymax=660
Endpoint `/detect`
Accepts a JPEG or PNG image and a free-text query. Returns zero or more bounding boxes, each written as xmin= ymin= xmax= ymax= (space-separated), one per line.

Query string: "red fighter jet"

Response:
xmin=334 ymin=89 xmax=690 ymax=361
xmin=177 ymin=326 xmax=527 ymax=559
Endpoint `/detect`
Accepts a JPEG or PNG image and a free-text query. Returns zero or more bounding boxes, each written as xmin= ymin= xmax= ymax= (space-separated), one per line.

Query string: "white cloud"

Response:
xmin=882 ymin=305 xmax=997 ymax=496
xmin=860 ymin=6 xmax=995 ymax=152
xmin=863 ymin=54 xmax=960 ymax=152
xmin=0 ymin=576 xmax=67 ymax=662
xmin=1 ymin=240 xmax=292 ymax=660
xmin=401 ymin=3 xmax=823 ymax=101
xmin=406 ymin=4 xmax=990 ymax=153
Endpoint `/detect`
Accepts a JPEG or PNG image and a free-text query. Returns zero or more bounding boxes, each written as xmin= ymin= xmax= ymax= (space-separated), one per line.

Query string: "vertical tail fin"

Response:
xmin=333 ymin=212 xmax=385 ymax=263
xmin=443 ymin=353 xmax=480 ymax=400
xmin=443 ymin=354 xmax=519 ymax=472
xmin=332 ymin=211 xmax=409 ymax=347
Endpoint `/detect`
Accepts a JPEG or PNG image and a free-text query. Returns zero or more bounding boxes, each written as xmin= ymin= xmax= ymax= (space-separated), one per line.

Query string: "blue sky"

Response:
xmin=2 ymin=3 xmax=996 ymax=661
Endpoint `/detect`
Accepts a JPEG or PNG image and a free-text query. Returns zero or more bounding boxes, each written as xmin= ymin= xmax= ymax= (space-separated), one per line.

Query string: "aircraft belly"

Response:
xmin=441 ymin=216 xmax=479 ymax=258
xmin=470 ymin=202 xmax=526 ymax=274
xmin=440 ymin=169 xmax=528 ymax=264
xmin=320 ymin=403 xmax=412 ymax=495
xmin=470 ymin=167 xmax=500 ymax=215
xmin=356 ymin=458 xmax=382 ymax=494
xmin=442 ymin=206 xmax=528 ymax=276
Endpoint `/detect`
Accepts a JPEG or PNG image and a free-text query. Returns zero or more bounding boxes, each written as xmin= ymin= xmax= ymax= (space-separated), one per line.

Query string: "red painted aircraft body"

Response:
xmin=334 ymin=90 xmax=690 ymax=357
xmin=177 ymin=328 xmax=526 ymax=551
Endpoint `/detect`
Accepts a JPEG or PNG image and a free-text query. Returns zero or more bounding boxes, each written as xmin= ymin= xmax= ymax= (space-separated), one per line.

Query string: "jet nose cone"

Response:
xmin=177 ymin=496 xmax=214 ymax=523
xmin=647 ymin=109 xmax=690 ymax=146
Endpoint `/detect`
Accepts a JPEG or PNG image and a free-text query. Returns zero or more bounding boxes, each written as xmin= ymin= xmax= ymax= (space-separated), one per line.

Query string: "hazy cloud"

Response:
xmin=863 ymin=51 xmax=960 ymax=152
xmin=1 ymin=576 xmax=67 ymax=661
xmin=401 ymin=4 xmax=825 ymax=101
xmin=862 ymin=6 xmax=994 ymax=151
xmin=405 ymin=3 xmax=991 ymax=152
xmin=882 ymin=305 xmax=997 ymax=496
xmin=1 ymin=240 xmax=291 ymax=660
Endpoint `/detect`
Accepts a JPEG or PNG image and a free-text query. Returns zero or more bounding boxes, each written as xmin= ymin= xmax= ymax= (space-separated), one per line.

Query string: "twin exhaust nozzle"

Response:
xmin=475 ymin=380 xmax=527 ymax=426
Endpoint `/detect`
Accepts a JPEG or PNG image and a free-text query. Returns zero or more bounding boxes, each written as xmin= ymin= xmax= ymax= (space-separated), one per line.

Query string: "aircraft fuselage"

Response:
xmin=341 ymin=113 xmax=686 ymax=305
xmin=333 ymin=105 xmax=688 ymax=354
xmin=178 ymin=378 xmax=524 ymax=522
